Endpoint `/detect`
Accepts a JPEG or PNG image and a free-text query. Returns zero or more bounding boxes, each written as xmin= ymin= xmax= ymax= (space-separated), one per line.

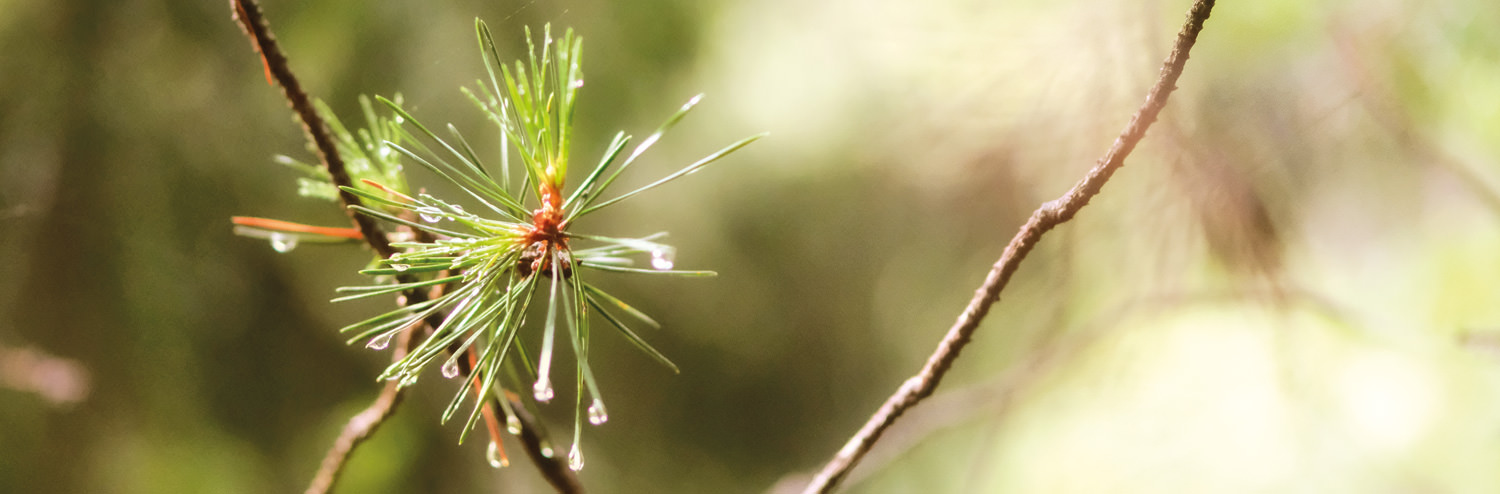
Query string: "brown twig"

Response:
xmin=228 ymin=3 xmax=410 ymax=491
xmin=797 ymin=1 xmax=1216 ymax=492
xmin=229 ymin=1 xmax=581 ymax=492
xmin=229 ymin=2 xmax=415 ymax=491
xmin=304 ymin=326 xmax=416 ymax=494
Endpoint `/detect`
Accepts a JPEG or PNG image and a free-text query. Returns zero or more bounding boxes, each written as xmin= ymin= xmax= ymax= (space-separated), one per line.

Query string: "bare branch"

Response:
xmin=304 ymin=328 xmax=415 ymax=494
xmin=798 ymin=1 xmax=1217 ymax=492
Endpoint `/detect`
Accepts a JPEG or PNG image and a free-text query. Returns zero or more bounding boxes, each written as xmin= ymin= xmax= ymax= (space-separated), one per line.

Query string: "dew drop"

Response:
xmin=451 ymin=205 xmax=465 ymax=216
xmin=269 ymin=233 xmax=299 ymax=253
xmin=486 ymin=441 xmax=508 ymax=469
xmin=567 ymin=443 xmax=584 ymax=471
xmin=399 ymin=375 xmax=418 ymax=387
xmin=390 ymin=263 xmax=411 ymax=272
xmin=587 ymin=399 xmax=609 ymax=425
xmin=533 ymin=379 xmax=555 ymax=402
xmin=417 ymin=207 xmax=443 ymax=223
xmin=506 ymin=414 xmax=523 ymax=435
xmin=540 ymin=445 xmax=554 ymax=458
xmin=366 ymin=332 xmax=393 ymax=350
xmin=570 ymin=79 xmax=585 ymax=89
xmin=441 ymin=359 xmax=460 ymax=379
xmin=650 ymin=247 xmax=676 ymax=270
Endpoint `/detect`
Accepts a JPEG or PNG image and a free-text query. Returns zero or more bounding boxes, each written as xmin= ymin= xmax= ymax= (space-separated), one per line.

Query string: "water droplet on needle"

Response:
xmin=587 ymin=399 xmax=608 ymax=425
xmin=486 ymin=441 xmax=508 ymax=469
xmin=270 ymin=233 xmax=298 ymax=253
xmin=533 ymin=379 xmax=555 ymax=402
xmin=366 ymin=333 xmax=393 ymax=350
xmin=650 ymin=247 xmax=675 ymax=270
xmin=441 ymin=359 xmax=460 ymax=378
xmin=567 ymin=443 xmax=584 ymax=471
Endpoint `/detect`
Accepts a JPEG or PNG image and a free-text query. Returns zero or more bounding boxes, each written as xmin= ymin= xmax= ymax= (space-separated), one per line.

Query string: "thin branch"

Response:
xmin=797 ymin=1 xmax=1217 ymax=492
xmin=229 ymin=1 xmax=581 ymax=491
xmin=304 ymin=326 xmax=416 ymax=494
xmin=229 ymin=1 xmax=412 ymax=490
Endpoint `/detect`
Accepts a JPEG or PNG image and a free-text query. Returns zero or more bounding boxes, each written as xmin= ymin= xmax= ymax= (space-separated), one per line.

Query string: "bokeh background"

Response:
xmin=3 ymin=0 xmax=1500 ymax=492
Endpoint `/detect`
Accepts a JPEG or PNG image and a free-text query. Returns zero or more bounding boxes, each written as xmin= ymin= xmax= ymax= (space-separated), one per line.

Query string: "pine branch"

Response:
xmin=797 ymin=1 xmax=1217 ymax=492
xmin=228 ymin=1 xmax=582 ymax=491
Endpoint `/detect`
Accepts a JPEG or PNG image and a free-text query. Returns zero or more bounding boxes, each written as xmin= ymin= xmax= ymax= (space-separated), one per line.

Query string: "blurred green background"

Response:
xmin=3 ymin=0 xmax=1500 ymax=492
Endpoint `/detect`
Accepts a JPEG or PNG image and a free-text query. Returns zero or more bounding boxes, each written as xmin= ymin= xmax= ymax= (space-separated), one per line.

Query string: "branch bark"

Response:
xmin=228 ymin=1 xmax=582 ymax=492
xmin=798 ymin=1 xmax=1216 ymax=492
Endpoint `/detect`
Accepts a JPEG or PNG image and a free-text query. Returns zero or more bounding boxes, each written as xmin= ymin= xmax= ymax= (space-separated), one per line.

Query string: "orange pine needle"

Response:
xmin=231 ymin=216 xmax=364 ymax=240
xmin=361 ymin=179 xmax=418 ymax=204
xmin=231 ymin=0 xmax=276 ymax=86
xmin=467 ymin=350 xmax=509 ymax=467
